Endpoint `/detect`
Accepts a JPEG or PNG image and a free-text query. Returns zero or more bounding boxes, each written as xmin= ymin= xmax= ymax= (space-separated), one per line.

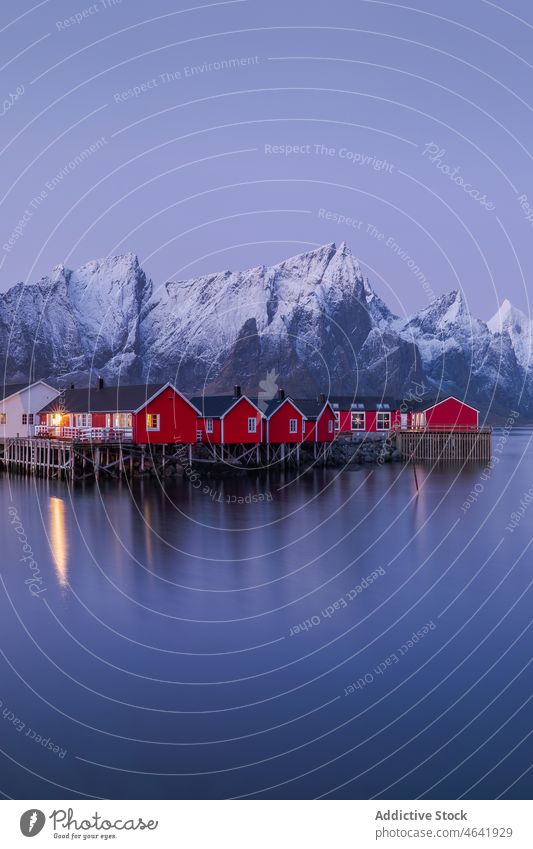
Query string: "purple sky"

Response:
xmin=1 ymin=0 xmax=532 ymax=322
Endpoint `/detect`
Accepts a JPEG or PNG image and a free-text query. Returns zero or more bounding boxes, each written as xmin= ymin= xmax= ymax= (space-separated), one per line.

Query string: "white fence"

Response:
xmin=34 ymin=425 xmax=133 ymax=442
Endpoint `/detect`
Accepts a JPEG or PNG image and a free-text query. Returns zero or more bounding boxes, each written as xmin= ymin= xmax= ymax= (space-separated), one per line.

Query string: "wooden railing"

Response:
xmin=391 ymin=425 xmax=492 ymax=433
xmin=34 ymin=425 xmax=133 ymax=442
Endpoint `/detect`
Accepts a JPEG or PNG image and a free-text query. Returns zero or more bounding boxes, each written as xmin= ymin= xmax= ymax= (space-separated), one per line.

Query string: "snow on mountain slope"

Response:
xmin=488 ymin=299 xmax=533 ymax=372
xmin=138 ymin=241 xmax=405 ymax=392
xmin=0 ymin=254 xmax=151 ymax=382
xmin=0 ymin=244 xmax=530 ymax=414
xmin=396 ymin=289 xmax=524 ymax=410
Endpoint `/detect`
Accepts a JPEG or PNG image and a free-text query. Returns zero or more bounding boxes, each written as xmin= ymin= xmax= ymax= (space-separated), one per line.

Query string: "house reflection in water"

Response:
xmin=49 ymin=496 xmax=69 ymax=586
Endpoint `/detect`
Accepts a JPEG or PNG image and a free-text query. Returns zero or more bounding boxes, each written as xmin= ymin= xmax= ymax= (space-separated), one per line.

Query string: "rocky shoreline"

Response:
xmin=325 ymin=435 xmax=403 ymax=466
xmin=179 ymin=435 xmax=403 ymax=481
xmin=119 ymin=435 xmax=404 ymax=481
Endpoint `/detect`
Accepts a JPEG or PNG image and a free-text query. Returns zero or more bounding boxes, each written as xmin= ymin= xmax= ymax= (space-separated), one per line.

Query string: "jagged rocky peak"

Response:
xmin=488 ymin=298 xmax=529 ymax=333
xmin=39 ymin=253 xmax=146 ymax=297
xmin=72 ymin=252 xmax=143 ymax=286
xmin=402 ymin=288 xmax=473 ymax=332
xmin=269 ymin=241 xmax=362 ymax=286
xmin=487 ymin=298 xmax=533 ymax=371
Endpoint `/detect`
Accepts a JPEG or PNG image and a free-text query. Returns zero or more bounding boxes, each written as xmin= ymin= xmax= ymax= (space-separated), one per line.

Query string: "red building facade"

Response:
xmin=190 ymin=391 xmax=264 ymax=445
xmin=265 ymin=397 xmax=306 ymax=444
xmin=37 ymin=384 xmax=481 ymax=445
xmin=133 ymin=386 xmax=199 ymax=444
xmin=330 ymin=396 xmax=402 ymax=434
xmin=37 ymin=382 xmax=200 ymax=444
xmin=410 ymin=397 xmax=479 ymax=430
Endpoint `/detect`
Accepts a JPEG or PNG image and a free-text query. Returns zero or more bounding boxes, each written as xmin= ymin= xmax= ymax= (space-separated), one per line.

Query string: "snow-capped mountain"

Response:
xmin=0 ymin=243 xmax=531 ymax=416
xmin=0 ymin=253 xmax=150 ymax=383
xmin=487 ymin=299 xmax=533 ymax=372
xmin=395 ymin=290 xmax=526 ymax=413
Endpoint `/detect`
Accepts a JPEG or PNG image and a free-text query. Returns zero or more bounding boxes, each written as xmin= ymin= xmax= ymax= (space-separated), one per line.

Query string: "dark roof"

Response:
xmin=291 ymin=398 xmax=332 ymax=420
xmin=38 ymin=383 xmax=167 ymax=414
xmin=190 ymin=393 xmax=281 ymax=418
xmin=189 ymin=395 xmax=241 ymax=417
xmin=258 ymin=396 xmax=306 ymax=417
xmin=406 ymin=397 xmax=439 ymax=412
xmin=329 ymin=395 xmax=400 ymax=410
xmin=0 ymin=382 xmax=48 ymax=402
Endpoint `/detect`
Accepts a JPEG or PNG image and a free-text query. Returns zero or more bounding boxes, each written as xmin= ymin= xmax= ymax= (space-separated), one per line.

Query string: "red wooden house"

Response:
xmin=291 ymin=397 xmax=336 ymax=442
xmin=263 ymin=391 xmax=307 ymax=444
xmin=408 ymin=396 xmax=479 ymax=431
xmin=37 ymin=381 xmax=200 ymax=443
xmin=190 ymin=387 xmax=264 ymax=445
xmin=330 ymin=396 xmax=402 ymax=434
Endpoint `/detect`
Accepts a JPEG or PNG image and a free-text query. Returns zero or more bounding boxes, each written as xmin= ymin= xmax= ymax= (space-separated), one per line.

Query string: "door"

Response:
xmin=400 ymin=413 xmax=407 ymax=430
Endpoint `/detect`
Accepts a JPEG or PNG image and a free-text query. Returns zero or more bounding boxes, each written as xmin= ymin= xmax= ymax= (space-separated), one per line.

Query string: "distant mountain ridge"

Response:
xmin=1 ymin=243 xmax=531 ymax=417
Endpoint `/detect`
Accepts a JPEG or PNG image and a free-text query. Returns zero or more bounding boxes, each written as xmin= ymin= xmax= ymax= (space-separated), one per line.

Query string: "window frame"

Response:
xmin=351 ymin=411 xmax=366 ymax=431
xmin=376 ymin=411 xmax=391 ymax=431
xmin=289 ymin=418 xmax=298 ymax=434
xmin=75 ymin=413 xmax=92 ymax=428
xmin=205 ymin=418 xmax=214 ymax=434
xmin=0 ymin=412 xmax=6 ymax=425
xmin=113 ymin=413 xmax=131 ymax=428
xmin=328 ymin=419 xmax=333 ymax=434
xmin=146 ymin=412 xmax=160 ymax=431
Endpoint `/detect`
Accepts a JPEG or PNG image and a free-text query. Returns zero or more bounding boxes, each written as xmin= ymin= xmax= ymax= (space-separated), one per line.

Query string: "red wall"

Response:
xmin=424 ymin=398 xmax=478 ymax=430
xmin=196 ymin=417 xmax=222 ymax=445
xmin=222 ymin=397 xmax=263 ymax=443
xmin=92 ymin=413 xmax=107 ymax=427
xmin=303 ymin=420 xmax=316 ymax=442
xmin=134 ymin=388 xmax=199 ymax=444
xmin=268 ymin=401 xmax=305 ymax=443
xmin=316 ymin=406 xmax=336 ymax=442
xmin=334 ymin=408 xmax=400 ymax=433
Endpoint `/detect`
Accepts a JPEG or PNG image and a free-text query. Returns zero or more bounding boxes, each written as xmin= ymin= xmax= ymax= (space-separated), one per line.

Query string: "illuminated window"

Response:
xmin=376 ymin=411 xmax=391 ymax=430
xmin=113 ymin=413 xmax=132 ymax=428
xmin=351 ymin=412 xmax=365 ymax=430
xmin=334 ymin=412 xmax=340 ymax=431
xmin=289 ymin=418 xmax=298 ymax=433
xmin=0 ymin=413 xmax=6 ymax=425
xmin=206 ymin=418 xmax=214 ymax=433
xmin=146 ymin=413 xmax=160 ymax=430
xmin=328 ymin=419 xmax=333 ymax=433
xmin=248 ymin=417 xmax=257 ymax=434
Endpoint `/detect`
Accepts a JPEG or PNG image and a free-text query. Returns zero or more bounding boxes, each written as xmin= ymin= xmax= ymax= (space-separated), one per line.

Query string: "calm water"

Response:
xmin=1 ymin=431 xmax=532 ymax=800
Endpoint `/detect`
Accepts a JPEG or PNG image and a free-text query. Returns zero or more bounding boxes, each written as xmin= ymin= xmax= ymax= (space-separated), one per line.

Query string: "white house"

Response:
xmin=0 ymin=381 xmax=60 ymax=438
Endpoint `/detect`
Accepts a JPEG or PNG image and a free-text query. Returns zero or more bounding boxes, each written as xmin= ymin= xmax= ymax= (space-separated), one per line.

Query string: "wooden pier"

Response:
xmin=0 ymin=438 xmax=166 ymax=481
xmin=394 ymin=428 xmax=492 ymax=463
xmin=0 ymin=437 xmax=332 ymax=481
